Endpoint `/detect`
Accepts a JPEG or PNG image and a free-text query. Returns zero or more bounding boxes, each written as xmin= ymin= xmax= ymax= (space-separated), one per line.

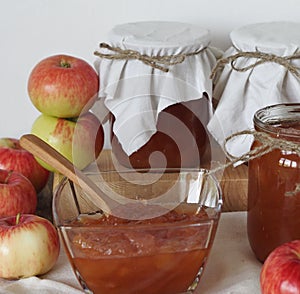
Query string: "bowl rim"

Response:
xmin=52 ymin=167 xmax=223 ymax=226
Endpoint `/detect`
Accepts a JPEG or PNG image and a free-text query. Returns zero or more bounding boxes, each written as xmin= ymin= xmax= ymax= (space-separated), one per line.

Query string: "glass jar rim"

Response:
xmin=254 ymin=103 xmax=300 ymax=139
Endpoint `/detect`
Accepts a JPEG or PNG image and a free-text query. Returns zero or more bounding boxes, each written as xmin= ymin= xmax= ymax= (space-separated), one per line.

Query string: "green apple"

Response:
xmin=31 ymin=112 xmax=104 ymax=172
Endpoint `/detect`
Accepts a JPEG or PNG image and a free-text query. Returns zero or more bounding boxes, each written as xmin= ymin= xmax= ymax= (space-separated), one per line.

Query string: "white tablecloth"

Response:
xmin=0 ymin=212 xmax=262 ymax=294
xmin=197 ymin=212 xmax=262 ymax=294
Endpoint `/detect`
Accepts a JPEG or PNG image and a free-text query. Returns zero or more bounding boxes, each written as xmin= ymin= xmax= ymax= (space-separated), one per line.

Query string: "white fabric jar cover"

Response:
xmin=94 ymin=21 xmax=218 ymax=156
xmin=207 ymin=21 xmax=300 ymax=158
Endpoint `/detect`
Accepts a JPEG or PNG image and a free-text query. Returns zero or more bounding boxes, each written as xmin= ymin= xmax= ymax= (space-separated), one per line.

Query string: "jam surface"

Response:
xmin=247 ymin=122 xmax=300 ymax=262
xmin=63 ymin=208 xmax=217 ymax=294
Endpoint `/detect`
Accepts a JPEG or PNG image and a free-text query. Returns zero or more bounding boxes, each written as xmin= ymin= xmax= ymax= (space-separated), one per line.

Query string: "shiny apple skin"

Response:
xmin=260 ymin=240 xmax=300 ymax=294
xmin=31 ymin=112 xmax=104 ymax=172
xmin=28 ymin=54 xmax=99 ymax=118
xmin=0 ymin=138 xmax=49 ymax=192
xmin=0 ymin=169 xmax=37 ymax=217
xmin=0 ymin=214 xmax=60 ymax=279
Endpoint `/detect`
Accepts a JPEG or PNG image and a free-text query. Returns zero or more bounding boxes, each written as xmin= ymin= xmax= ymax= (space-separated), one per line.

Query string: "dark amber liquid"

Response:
xmin=63 ymin=210 xmax=218 ymax=294
xmin=71 ymin=249 xmax=207 ymax=294
xmin=247 ymin=123 xmax=300 ymax=262
xmin=110 ymin=98 xmax=211 ymax=169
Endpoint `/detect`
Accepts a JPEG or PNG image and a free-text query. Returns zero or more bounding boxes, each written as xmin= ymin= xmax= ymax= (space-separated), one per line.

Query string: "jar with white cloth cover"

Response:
xmin=207 ymin=21 xmax=300 ymax=158
xmin=94 ymin=21 xmax=219 ymax=169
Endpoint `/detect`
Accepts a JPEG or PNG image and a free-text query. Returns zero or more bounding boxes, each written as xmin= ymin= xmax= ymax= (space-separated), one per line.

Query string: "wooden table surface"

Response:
xmin=85 ymin=149 xmax=248 ymax=212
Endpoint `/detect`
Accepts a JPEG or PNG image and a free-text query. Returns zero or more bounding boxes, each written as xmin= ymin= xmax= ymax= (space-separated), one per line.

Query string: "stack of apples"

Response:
xmin=28 ymin=54 xmax=104 ymax=172
xmin=0 ymin=54 xmax=104 ymax=280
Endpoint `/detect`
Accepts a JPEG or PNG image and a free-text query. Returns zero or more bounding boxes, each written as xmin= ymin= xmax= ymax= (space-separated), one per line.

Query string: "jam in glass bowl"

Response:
xmin=53 ymin=168 xmax=222 ymax=294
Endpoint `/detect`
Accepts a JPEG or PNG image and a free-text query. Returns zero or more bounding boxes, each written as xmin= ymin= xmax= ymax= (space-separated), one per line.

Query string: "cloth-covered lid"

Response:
xmin=107 ymin=21 xmax=211 ymax=53
xmin=231 ymin=21 xmax=300 ymax=54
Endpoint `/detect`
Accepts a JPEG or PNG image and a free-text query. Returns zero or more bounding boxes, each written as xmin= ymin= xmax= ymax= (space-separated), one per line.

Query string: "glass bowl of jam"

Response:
xmin=53 ymin=168 xmax=222 ymax=294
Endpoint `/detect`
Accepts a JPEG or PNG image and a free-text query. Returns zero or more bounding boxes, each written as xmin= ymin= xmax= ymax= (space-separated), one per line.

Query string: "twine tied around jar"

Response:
xmin=207 ymin=129 xmax=300 ymax=196
xmin=94 ymin=42 xmax=207 ymax=73
xmin=210 ymin=49 xmax=300 ymax=80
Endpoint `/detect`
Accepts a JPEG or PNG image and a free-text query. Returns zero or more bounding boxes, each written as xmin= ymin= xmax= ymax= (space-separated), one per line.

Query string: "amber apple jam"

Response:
xmin=61 ymin=209 xmax=218 ymax=294
xmin=110 ymin=98 xmax=212 ymax=169
xmin=247 ymin=104 xmax=300 ymax=262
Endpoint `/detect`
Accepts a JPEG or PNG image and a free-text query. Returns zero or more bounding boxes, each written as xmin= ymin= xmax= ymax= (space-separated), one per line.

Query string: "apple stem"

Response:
xmin=4 ymin=170 xmax=13 ymax=184
xmin=15 ymin=213 xmax=21 ymax=225
xmin=292 ymin=249 xmax=300 ymax=259
xmin=60 ymin=60 xmax=71 ymax=68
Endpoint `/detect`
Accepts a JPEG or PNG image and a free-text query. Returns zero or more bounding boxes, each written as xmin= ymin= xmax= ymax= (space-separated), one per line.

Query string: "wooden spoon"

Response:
xmin=20 ymin=134 xmax=113 ymax=214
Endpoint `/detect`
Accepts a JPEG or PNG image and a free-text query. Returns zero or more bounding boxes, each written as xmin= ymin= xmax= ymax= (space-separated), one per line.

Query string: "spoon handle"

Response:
xmin=20 ymin=134 xmax=112 ymax=213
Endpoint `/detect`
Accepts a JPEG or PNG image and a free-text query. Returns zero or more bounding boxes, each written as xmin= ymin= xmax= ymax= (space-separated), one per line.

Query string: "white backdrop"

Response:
xmin=1 ymin=0 xmax=299 ymax=148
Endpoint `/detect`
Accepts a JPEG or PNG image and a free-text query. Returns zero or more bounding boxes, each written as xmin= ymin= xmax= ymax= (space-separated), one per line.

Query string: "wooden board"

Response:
xmin=95 ymin=150 xmax=248 ymax=212
xmin=52 ymin=149 xmax=248 ymax=213
xmin=219 ymin=164 xmax=248 ymax=212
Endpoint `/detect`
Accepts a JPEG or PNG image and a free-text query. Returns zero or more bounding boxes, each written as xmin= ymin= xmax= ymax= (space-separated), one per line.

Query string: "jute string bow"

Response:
xmin=207 ymin=130 xmax=300 ymax=196
xmin=94 ymin=42 xmax=206 ymax=73
xmin=210 ymin=49 xmax=300 ymax=79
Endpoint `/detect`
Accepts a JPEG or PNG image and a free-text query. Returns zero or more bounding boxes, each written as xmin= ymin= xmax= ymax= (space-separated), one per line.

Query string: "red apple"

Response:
xmin=27 ymin=54 xmax=99 ymax=118
xmin=0 ymin=213 xmax=60 ymax=278
xmin=0 ymin=138 xmax=49 ymax=192
xmin=0 ymin=169 xmax=37 ymax=217
xmin=260 ymin=240 xmax=300 ymax=294
xmin=31 ymin=112 xmax=104 ymax=172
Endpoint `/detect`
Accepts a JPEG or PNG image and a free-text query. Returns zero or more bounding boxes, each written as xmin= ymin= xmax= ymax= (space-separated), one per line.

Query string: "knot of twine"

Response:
xmin=94 ymin=42 xmax=206 ymax=73
xmin=207 ymin=129 xmax=300 ymax=196
xmin=210 ymin=50 xmax=300 ymax=80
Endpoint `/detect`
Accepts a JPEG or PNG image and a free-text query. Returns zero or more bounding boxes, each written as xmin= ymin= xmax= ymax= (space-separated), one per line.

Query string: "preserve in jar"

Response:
xmin=94 ymin=21 xmax=218 ymax=169
xmin=110 ymin=97 xmax=211 ymax=169
xmin=247 ymin=103 xmax=300 ymax=262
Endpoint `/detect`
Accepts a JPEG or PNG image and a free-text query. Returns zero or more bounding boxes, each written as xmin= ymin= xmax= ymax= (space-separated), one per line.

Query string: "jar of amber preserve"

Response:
xmin=94 ymin=21 xmax=219 ymax=169
xmin=247 ymin=103 xmax=300 ymax=262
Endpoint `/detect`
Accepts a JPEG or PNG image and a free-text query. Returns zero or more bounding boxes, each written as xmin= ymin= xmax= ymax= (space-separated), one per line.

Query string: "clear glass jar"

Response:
xmin=95 ymin=21 xmax=218 ymax=170
xmin=247 ymin=103 xmax=300 ymax=262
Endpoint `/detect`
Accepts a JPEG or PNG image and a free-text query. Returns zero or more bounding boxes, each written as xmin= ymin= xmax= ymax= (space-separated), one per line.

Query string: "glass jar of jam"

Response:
xmin=95 ymin=21 xmax=218 ymax=170
xmin=247 ymin=103 xmax=300 ymax=262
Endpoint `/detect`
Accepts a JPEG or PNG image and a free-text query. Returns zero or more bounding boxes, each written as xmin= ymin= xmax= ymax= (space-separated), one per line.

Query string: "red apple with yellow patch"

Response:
xmin=27 ymin=54 xmax=99 ymax=118
xmin=0 ymin=213 xmax=60 ymax=278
